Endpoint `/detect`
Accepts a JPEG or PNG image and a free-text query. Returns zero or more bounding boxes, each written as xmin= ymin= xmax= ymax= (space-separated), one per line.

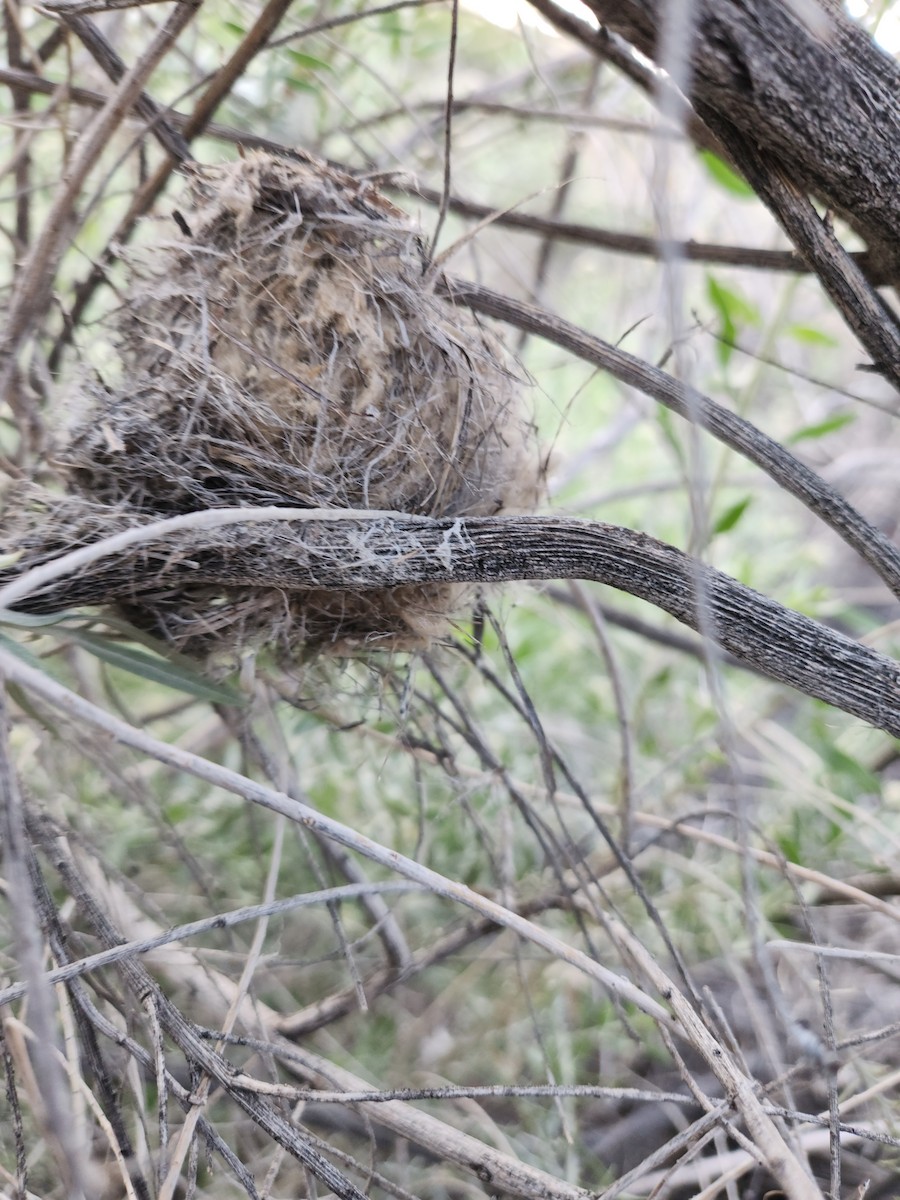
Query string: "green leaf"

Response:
xmin=706 ymin=275 xmax=760 ymax=365
xmin=787 ymin=413 xmax=855 ymax=443
xmin=712 ymin=495 xmax=753 ymax=535
xmin=63 ymin=628 xmax=244 ymax=705
xmin=285 ymin=49 xmax=332 ymax=73
xmin=785 ymin=323 xmax=838 ymax=347
xmin=698 ymin=150 xmax=756 ymax=199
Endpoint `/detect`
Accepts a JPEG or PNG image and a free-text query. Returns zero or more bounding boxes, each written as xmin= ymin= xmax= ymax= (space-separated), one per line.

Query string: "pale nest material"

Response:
xmin=63 ymin=152 xmax=542 ymax=657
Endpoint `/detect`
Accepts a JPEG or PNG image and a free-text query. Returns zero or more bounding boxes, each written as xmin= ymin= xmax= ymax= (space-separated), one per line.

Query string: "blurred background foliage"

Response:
xmin=3 ymin=2 xmax=900 ymax=1197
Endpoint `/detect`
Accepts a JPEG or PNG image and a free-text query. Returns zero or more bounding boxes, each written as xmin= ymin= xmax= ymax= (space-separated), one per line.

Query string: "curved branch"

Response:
xmin=446 ymin=279 xmax=900 ymax=601
xmin=3 ymin=506 xmax=899 ymax=737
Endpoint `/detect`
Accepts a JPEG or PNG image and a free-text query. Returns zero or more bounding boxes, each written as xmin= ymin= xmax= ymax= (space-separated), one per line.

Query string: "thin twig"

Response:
xmin=0 ymin=0 xmax=200 ymax=394
xmin=60 ymin=13 xmax=193 ymax=160
xmin=0 ymin=885 xmax=421 ymax=1024
xmin=426 ymin=0 xmax=459 ymax=264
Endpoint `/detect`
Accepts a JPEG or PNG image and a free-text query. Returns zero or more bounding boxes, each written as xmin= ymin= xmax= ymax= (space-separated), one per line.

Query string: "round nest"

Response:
xmin=62 ymin=152 xmax=542 ymax=658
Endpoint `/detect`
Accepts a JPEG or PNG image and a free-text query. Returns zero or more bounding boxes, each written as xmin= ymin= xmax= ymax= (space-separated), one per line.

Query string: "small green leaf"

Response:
xmin=285 ymin=49 xmax=332 ymax=73
xmin=64 ymin=628 xmax=243 ymax=705
xmin=707 ymin=275 xmax=759 ymax=365
xmin=698 ymin=150 xmax=756 ymax=199
xmin=787 ymin=413 xmax=855 ymax=443
xmin=785 ymin=323 xmax=838 ymax=347
xmin=712 ymin=495 xmax=753 ymax=535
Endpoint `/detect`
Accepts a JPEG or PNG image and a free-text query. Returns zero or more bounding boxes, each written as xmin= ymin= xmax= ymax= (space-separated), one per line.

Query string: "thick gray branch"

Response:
xmin=580 ymin=0 xmax=900 ymax=281
xmin=5 ymin=510 xmax=899 ymax=738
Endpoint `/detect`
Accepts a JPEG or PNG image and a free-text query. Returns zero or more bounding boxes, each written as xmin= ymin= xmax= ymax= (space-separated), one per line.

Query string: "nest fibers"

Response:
xmin=62 ymin=152 xmax=542 ymax=657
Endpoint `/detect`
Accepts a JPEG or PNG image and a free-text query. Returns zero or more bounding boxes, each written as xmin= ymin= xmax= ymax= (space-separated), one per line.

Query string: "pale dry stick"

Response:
xmin=0 ymin=691 xmax=90 ymax=1199
xmin=225 ymin=1081 xmax=695 ymax=1105
xmin=769 ymin=941 xmax=900 ymax=967
xmin=51 ymin=828 xmax=604 ymax=1200
xmin=0 ymin=883 xmax=420 ymax=1009
xmin=0 ymin=653 xmax=829 ymax=1199
xmin=234 ymin=700 xmax=404 ymax=978
xmin=425 ymin=0 xmax=459 ymax=264
xmin=0 ymin=0 xmax=200 ymax=394
xmin=142 ymin=992 xmax=167 ymax=1193
xmin=54 ymin=971 xmax=89 ymax=1173
xmin=157 ymin=815 xmax=288 ymax=1200
xmin=5 ymin=1015 xmax=141 ymax=1200
xmin=609 ymin=916 xmax=823 ymax=1200
xmin=56 ymin=1026 xmax=140 ymax=1200
xmin=0 ymin=645 xmax=669 ymax=1026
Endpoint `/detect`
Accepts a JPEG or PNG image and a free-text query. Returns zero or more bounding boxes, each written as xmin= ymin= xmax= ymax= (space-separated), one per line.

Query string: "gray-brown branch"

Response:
xmin=576 ymin=0 xmax=900 ymax=286
xmin=446 ymin=279 xmax=900 ymax=601
xmin=4 ymin=510 xmax=899 ymax=738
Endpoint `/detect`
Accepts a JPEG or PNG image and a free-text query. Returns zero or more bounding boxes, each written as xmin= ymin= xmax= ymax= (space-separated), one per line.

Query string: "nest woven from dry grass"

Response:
xmin=55 ymin=151 xmax=542 ymax=658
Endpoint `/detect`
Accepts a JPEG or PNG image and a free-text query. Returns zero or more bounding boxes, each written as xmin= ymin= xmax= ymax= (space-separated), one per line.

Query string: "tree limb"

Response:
xmin=577 ymin=0 xmax=900 ymax=285
xmin=2 ymin=505 xmax=899 ymax=737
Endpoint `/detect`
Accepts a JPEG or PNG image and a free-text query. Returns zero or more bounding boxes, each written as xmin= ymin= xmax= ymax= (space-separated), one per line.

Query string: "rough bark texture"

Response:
xmin=4 ymin=509 xmax=899 ymax=738
xmin=583 ymin=0 xmax=900 ymax=283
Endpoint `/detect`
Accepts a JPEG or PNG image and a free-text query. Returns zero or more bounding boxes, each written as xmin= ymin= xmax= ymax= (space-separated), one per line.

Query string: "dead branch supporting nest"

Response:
xmin=2 ymin=498 xmax=899 ymax=737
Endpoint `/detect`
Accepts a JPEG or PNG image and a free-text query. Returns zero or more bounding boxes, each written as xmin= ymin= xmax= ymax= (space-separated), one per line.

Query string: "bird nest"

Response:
xmin=53 ymin=151 xmax=542 ymax=659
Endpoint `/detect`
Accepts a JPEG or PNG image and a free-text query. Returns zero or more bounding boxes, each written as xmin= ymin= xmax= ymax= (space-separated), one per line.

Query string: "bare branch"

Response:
xmin=2 ymin=503 xmax=899 ymax=734
xmin=448 ymin=280 xmax=900 ymax=600
xmin=0 ymin=0 xmax=201 ymax=393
